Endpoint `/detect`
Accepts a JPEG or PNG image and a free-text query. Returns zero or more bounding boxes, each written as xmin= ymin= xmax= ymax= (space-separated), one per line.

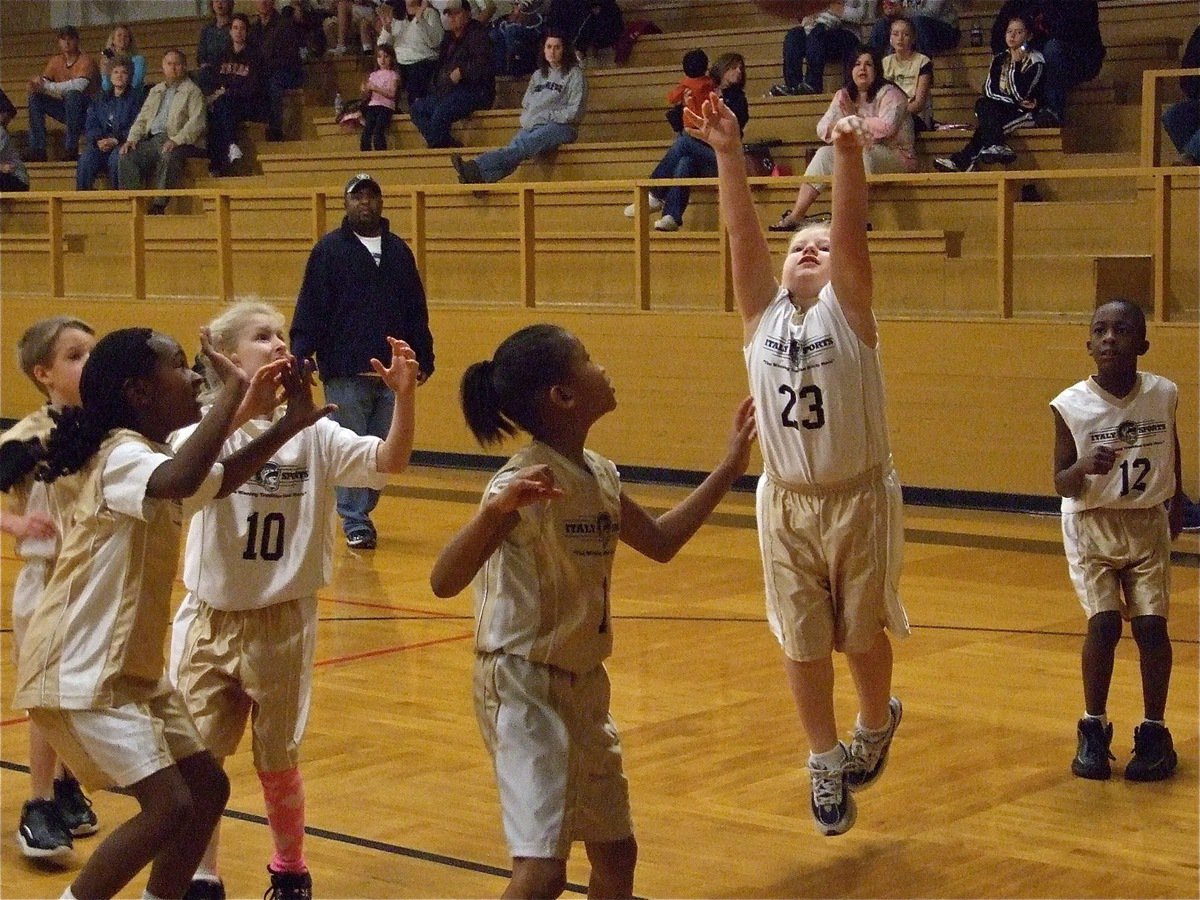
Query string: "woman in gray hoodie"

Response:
xmin=450 ymin=29 xmax=586 ymax=183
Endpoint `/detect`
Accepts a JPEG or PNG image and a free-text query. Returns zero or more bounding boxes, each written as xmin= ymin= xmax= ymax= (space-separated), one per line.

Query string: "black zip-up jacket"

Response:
xmin=291 ymin=215 xmax=435 ymax=381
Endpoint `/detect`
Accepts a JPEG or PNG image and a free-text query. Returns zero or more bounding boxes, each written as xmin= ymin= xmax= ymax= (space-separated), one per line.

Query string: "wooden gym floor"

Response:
xmin=1 ymin=466 xmax=1197 ymax=899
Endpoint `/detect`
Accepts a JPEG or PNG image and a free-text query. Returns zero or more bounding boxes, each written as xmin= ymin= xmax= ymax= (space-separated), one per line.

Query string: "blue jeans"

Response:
xmin=322 ymin=375 xmax=395 ymax=538
xmin=870 ymin=16 xmax=960 ymax=57
xmin=648 ymin=133 xmax=717 ymax=223
xmin=27 ymin=89 xmax=89 ymax=155
xmin=803 ymin=24 xmax=859 ymax=92
xmin=411 ymin=84 xmax=493 ymax=148
xmin=781 ymin=25 xmax=807 ymax=88
xmin=1163 ymin=99 xmax=1200 ymax=160
xmin=75 ymin=143 xmax=120 ymax=189
xmin=1040 ymin=38 xmax=1105 ymax=120
xmin=475 ymin=122 xmax=576 ymax=182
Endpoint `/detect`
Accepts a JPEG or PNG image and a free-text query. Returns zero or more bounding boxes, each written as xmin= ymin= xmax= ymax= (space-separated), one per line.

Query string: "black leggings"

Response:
xmin=361 ymin=105 xmax=394 ymax=151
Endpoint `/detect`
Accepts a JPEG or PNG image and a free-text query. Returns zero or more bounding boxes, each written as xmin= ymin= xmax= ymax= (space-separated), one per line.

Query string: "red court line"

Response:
xmin=1 ymin=716 xmax=30 ymax=727
xmin=314 ymin=631 xmax=472 ymax=669
xmin=318 ymin=595 xmax=460 ymax=619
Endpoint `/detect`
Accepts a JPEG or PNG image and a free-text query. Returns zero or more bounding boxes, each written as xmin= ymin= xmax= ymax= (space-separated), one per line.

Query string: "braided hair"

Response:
xmin=38 ymin=328 xmax=161 ymax=483
xmin=459 ymin=324 xmax=578 ymax=446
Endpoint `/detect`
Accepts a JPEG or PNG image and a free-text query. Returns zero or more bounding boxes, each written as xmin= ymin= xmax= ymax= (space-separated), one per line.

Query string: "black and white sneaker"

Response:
xmin=1071 ymin=717 xmax=1114 ymax=780
xmin=808 ymin=743 xmax=856 ymax=836
xmin=346 ymin=531 xmax=376 ymax=550
xmin=183 ymin=877 xmax=226 ymax=900
xmin=934 ymin=155 xmax=976 ymax=173
xmin=266 ymin=867 xmax=313 ymax=900
xmin=1125 ymin=722 xmax=1177 ymax=782
xmin=54 ymin=775 xmax=99 ymax=836
xmin=17 ymin=798 xmax=73 ymax=859
xmin=978 ymin=143 xmax=1017 ymax=164
xmin=846 ymin=697 xmax=903 ymax=792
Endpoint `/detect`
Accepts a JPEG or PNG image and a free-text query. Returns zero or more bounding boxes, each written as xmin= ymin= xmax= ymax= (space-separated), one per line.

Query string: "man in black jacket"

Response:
xmin=291 ymin=173 xmax=435 ymax=550
xmin=410 ymin=0 xmax=495 ymax=148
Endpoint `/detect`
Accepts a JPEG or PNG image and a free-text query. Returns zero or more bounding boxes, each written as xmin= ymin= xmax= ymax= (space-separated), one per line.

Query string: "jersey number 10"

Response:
xmin=242 ymin=511 xmax=286 ymax=561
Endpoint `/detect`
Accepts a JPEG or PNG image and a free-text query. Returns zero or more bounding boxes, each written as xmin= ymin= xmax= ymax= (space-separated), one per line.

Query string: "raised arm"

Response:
xmin=618 ymin=396 xmax=755 ymax=562
xmin=429 ymin=465 xmax=562 ymax=598
xmin=828 ymin=115 xmax=876 ymax=346
xmin=686 ymin=97 xmax=779 ymax=341
xmin=369 ymin=337 xmax=420 ymax=473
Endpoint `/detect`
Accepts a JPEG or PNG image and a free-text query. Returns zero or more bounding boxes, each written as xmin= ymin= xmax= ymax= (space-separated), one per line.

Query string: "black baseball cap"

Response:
xmin=344 ymin=173 xmax=381 ymax=196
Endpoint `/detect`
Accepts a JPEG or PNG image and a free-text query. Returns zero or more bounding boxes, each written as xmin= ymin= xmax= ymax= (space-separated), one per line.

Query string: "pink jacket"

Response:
xmin=817 ymin=83 xmax=916 ymax=171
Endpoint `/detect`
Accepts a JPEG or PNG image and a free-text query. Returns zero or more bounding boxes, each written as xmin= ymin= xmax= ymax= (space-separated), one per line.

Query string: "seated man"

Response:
xmin=77 ymin=57 xmax=140 ymax=189
xmin=1033 ymin=0 xmax=1105 ymax=126
xmin=410 ymin=0 xmax=495 ymax=148
xmin=118 ymin=49 xmax=206 ymax=214
xmin=249 ymin=0 xmax=305 ymax=141
xmin=25 ymin=25 xmax=99 ymax=162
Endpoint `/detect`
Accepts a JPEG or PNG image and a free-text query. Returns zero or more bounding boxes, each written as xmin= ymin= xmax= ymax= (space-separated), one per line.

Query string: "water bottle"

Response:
xmin=970 ymin=20 xmax=983 ymax=47
xmin=333 ymin=92 xmax=344 ymax=118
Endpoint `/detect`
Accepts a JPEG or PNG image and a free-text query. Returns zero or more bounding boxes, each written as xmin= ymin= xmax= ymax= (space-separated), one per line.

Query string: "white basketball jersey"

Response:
xmin=1051 ymin=372 xmax=1178 ymax=513
xmin=474 ymin=442 xmax=621 ymax=675
xmin=745 ymin=284 xmax=892 ymax=486
xmin=174 ymin=415 xmax=387 ymax=611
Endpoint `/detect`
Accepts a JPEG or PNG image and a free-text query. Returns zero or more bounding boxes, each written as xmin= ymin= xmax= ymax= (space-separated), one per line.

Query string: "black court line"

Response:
xmin=0 ymin=760 xmax=609 ymax=898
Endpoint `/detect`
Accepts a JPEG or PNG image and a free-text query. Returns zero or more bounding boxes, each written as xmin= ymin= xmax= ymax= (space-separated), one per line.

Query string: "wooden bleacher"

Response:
xmin=1 ymin=0 xmax=1196 ymax=500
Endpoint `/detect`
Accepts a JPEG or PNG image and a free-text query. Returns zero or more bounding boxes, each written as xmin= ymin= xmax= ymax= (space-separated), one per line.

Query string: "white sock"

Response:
xmin=809 ymin=744 xmax=846 ymax=769
xmin=1084 ymin=712 xmax=1109 ymax=729
xmin=61 ymin=888 xmax=77 ymax=900
xmin=1143 ymin=718 xmax=1165 ymax=727
xmin=192 ymin=866 xmax=221 ymax=883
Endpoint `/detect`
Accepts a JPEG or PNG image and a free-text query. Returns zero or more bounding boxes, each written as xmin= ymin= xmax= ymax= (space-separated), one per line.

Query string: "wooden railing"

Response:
xmin=1 ymin=166 xmax=1195 ymax=321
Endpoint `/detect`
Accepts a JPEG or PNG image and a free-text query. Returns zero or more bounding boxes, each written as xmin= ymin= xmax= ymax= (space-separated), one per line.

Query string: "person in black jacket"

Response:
xmin=410 ymin=0 xmax=495 ymax=148
xmin=1032 ymin=0 xmax=1104 ymax=126
xmin=249 ymin=0 xmax=304 ymax=140
xmin=290 ymin=173 xmax=434 ymax=550
xmin=1162 ymin=24 xmax=1200 ymax=165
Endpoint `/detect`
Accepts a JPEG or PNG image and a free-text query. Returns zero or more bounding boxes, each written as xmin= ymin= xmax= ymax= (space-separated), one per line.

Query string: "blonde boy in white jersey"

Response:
xmin=687 ymin=95 xmax=908 ymax=836
xmin=1051 ymin=298 xmax=1183 ymax=783
xmin=168 ymin=301 xmax=419 ymax=900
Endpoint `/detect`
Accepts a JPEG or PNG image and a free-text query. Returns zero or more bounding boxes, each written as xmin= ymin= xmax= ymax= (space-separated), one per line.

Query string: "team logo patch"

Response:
xmin=1089 ymin=420 xmax=1168 ymax=446
xmin=763 ymin=332 xmax=834 ymax=371
xmin=248 ymin=462 xmax=310 ymax=493
xmin=564 ymin=512 xmax=619 ymax=555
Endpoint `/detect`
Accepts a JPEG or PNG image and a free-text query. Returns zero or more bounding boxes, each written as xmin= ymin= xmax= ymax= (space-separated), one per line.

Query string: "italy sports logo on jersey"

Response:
xmin=763 ymin=332 xmax=834 ymax=373
xmin=1087 ymin=419 xmax=1168 ymax=450
xmin=244 ymin=462 xmax=311 ymax=495
xmin=564 ymin=512 xmax=619 ymax=557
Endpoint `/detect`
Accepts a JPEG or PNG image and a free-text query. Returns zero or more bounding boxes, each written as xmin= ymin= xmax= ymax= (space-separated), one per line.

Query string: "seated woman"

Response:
xmin=772 ymin=44 xmax=913 ymax=231
xmin=623 ymin=52 xmax=749 ymax=232
xmin=450 ymin=30 xmax=585 ymax=183
xmin=882 ymin=17 xmax=933 ymax=132
xmin=100 ymin=23 xmax=146 ymax=97
xmin=934 ymin=13 xmax=1043 ymax=172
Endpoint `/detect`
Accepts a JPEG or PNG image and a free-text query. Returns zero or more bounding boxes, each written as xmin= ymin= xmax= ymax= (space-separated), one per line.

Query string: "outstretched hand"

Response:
xmin=831 ymin=114 xmax=873 ymax=151
xmin=279 ymin=356 xmax=336 ymax=430
xmin=489 ymin=464 xmax=563 ymax=515
xmin=684 ymin=95 xmax=741 ymax=154
xmin=241 ymin=357 xmax=293 ymax=420
xmin=724 ymin=395 xmax=757 ymax=478
xmin=370 ymin=337 xmax=421 ymax=396
xmin=199 ymin=327 xmax=250 ymax=396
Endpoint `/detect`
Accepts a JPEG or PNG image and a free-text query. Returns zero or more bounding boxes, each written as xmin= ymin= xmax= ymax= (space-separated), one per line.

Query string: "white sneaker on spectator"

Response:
xmin=653 ymin=214 xmax=680 ymax=231
xmin=623 ymin=196 xmax=663 ymax=218
xmin=329 ymin=44 xmax=348 ymax=55
xmin=227 ymin=143 xmax=243 ymax=164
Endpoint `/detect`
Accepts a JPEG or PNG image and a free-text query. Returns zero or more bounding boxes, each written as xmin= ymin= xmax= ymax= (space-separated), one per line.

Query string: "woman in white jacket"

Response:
xmin=450 ymin=30 xmax=586 ymax=183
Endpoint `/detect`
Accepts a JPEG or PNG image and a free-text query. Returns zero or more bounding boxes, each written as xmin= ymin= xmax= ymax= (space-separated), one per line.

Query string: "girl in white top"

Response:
xmin=687 ymin=95 xmax=908 ymax=837
xmin=14 ymin=327 xmax=330 ymax=900
xmin=431 ymin=324 xmax=755 ymax=900
xmin=772 ymin=44 xmax=914 ymax=231
xmin=168 ymin=301 xmax=419 ymax=898
xmin=882 ymin=16 xmax=933 ymax=130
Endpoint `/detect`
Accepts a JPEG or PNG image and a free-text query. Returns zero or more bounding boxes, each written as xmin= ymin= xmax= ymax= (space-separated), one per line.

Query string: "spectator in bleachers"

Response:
xmin=410 ymin=0 xmax=496 ymax=149
xmin=24 ymin=25 xmax=99 ymax=163
xmin=206 ymin=13 xmax=264 ymax=175
xmin=988 ymin=0 xmax=1040 ymax=54
xmin=768 ymin=0 xmax=877 ymax=98
xmin=869 ymin=0 xmax=960 ymax=59
xmin=250 ymin=0 xmax=306 ymax=141
xmin=1162 ymin=24 xmax=1200 ymax=166
xmin=450 ymin=30 xmax=585 ymax=182
xmin=625 ymin=52 xmax=749 ymax=232
xmin=360 ymin=43 xmax=400 ymax=150
xmin=772 ymin=44 xmax=912 ymax=230
xmin=882 ymin=16 xmax=933 ymax=132
xmin=196 ymin=0 xmax=235 ymax=94
xmin=934 ymin=13 xmax=1042 ymax=173
xmin=377 ymin=0 xmax=444 ymax=108
xmin=0 ymin=91 xmax=30 ymax=192
xmin=119 ymin=49 xmax=207 ymax=214
xmin=100 ymin=24 xmax=146 ymax=97
xmin=486 ymin=0 xmax=550 ymax=77
xmin=288 ymin=0 xmax=333 ymax=60
xmin=1032 ymin=0 xmax=1104 ymax=127
xmin=330 ymin=0 xmax=380 ymax=55
xmin=666 ymin=49 xmax=715 ymax=134
xmin=545 ymin=0 xmax=623 ymax=61
xmin=77 ymin=57 xmax=140 ymax=189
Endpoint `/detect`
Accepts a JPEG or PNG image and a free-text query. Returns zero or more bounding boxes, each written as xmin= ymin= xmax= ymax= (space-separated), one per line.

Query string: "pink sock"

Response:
xmin=258 ymin=767 xmax=307 ymax=874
